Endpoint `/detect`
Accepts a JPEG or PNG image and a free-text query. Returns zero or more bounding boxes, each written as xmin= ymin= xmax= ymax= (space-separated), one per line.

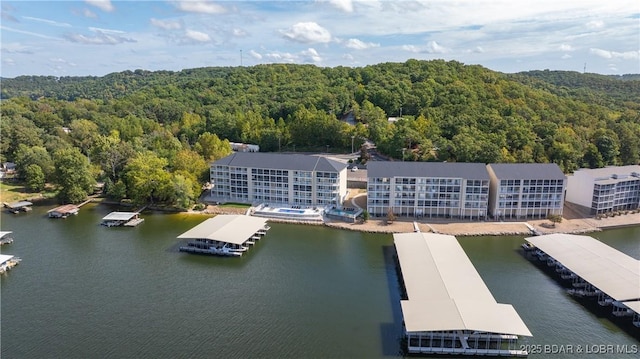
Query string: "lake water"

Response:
xmin=1 ymin=203 xmax=638 ymax=358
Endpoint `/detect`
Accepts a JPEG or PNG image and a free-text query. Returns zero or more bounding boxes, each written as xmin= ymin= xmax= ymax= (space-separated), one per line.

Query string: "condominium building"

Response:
xmin=210 ymin=153 xmax=348 ymax=206
xmin=566 ymin=165 xmax=640 ymax=215
xmin=487 ymin=163 xmax=566 ymax=219
xmin=367 ymin=162 xmax=490 ymax=219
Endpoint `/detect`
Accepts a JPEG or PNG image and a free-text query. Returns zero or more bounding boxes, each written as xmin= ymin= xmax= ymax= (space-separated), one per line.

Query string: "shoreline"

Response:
xmin=71 ymin=198 xmax=640 ymax=237
xmin=201 ymin=204 xmax=640 ymax=237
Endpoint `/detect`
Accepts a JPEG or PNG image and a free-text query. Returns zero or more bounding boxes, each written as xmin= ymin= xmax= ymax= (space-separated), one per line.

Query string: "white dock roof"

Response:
xmin=0 ymin=231 xmax=12 ymax=238
xmin=526 ymin=234 xmax=640 ymax=302
xmin=177 ymin=215 xmax=268 ymax=245
xmin=622 ymin=300 xmax=640 ymax=314
xmin=102 ymin=212 xmax=138 ymax=221
xmin=394 ymin=233 xmax=532 ymax=336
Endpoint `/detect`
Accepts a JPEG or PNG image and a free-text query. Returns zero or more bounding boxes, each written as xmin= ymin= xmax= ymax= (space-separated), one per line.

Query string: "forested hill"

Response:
xmin=1 ymin=60 xmax=639 ymax=206
xmin=510 ymin=70 xmax=640 ymax=110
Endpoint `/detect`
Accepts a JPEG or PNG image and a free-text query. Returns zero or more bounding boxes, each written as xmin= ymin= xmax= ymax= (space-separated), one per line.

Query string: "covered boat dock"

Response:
xmin=394 ymin=232 xmax=532 ymax=356
xmin=0 ymin=231 xmax=14 ymax=245
xmin=101 ymin=212 xmax=144 ymax=227
xmin=0 ymin=254 xmax=21 ymax=274
xmin=4 ymin=201 xmax=33 ymax=214
xmin=48 ymin=204 xmax=80 ymax=218
xmin=178 ymin=215 xmax=270 ymax=256
xmin=525 ymin=233 xmax=640 ymax=327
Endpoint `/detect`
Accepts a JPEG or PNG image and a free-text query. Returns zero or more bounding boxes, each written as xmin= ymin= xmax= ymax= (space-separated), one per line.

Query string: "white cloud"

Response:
xmin=1 ymin=43 xmax=35 ymax=54
xmin=89 ymin=27 xmax=125 ymax=34
xmin=344 ymin=38 xmax=379 ymax=50
xmin=23 ymin=16 xmax=72 ymax=28
xmin=249 ymin=50 xmax=262 ymax=60
xmin=326 ymin=0 xmax=354 ymax=12
xmin=151 ymin=18 xmax=182 ymax=30
xmin=233 ymin=28 xmax=247 ymax=37
xmin=185 ymin=29 xmax=211 ymax=42
xmin=281 ymin=22 xmax=331 ymax=44
xmin=590 ymin=48 xmax=639 ymax=60
xmin=402 ymin=45 xmax=420 ymax=53
xmin=559 ymin=44 xmax=574 ymax=52
xmin=3 ymin=57 xmax=15 ymax=66
xmin=586 ymin=20 xmax=604 ymax=29
xmin=561 ymin=54 xmax=572 ymax=59
xmin=266 ymin=52 xmax=297 ymax=63
xmin=0 ymin=25 xmax=59 ymax=40
xmin=82 ymin=8 xmax=97 ymax=18
xmin=302 ymin=48 xmax=322 ymax=63
xmin=85 ymin=0 xmax=114 ymax=13
xmin=173 ymin=1 xmax=225 ymax=14
xmin=425 ymin=41 xmax=449 ymax=54
xmin=65 ymin=28 xmax=136 ymax=45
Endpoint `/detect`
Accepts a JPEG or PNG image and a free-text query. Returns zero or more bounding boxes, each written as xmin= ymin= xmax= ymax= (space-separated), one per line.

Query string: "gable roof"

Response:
xmin=367 ymin=161 xmax=489 ymax=179
xmin=212 ymin=153 xmax=347 ymax=172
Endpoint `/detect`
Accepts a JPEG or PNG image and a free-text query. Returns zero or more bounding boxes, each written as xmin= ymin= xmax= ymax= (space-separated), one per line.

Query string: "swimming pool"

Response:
xmin=278 ymin=208 xmax=306 ymax=214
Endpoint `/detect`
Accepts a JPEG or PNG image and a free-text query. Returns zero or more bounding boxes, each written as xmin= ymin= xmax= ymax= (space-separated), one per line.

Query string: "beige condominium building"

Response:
xmin=565 ymin=165 xmax=640 ymax=215
xmin=487 ymin=163 xmax=566 ymax=220
xmin=367 ymin=161 xmax=490 ymax=220
xmin=210 ymin=153 xmax=348 ymax=207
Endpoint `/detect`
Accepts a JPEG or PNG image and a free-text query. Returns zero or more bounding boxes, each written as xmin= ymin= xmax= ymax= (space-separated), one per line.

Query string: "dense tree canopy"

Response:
xmin=1 ymin=60 xmax=638 ymax=207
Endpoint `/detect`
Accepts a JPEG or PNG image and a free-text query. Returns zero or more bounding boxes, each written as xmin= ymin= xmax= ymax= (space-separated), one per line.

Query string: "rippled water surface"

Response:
xmin=1 ymin=203 xmax=638 ymax=358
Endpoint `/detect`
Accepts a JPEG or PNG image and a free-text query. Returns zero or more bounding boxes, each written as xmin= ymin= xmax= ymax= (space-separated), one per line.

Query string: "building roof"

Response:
xmin=394 ymin=232 xmax=532 ymax=336
xmin=102 ymin=212 xmax=138 ymax=221
xmin=0 ymin=231 xmax=12 ymax=238
xmin=572 ymin=165 xmax=640 ymax=181
xmin=526 ymin=234 xmax=640 ymax=302
xmin=177 ymin=215 xmax=268 ymax=245
xmin=621 ymin=300 xmax=640 ymax=314
xmin=6 ymin=201 xmax=33 ymax=209
xmin=367 ymin=161 xmax=489 ymax=179
xmin=212 ymin=152 xmax=347 ymax=172
xmin=488 ymin=163 xmax=565 ymax=180
xmin=48 ymin=204 xmax=80 ymax=214
xmin=0 ymin=254 xmax=15 ymax=265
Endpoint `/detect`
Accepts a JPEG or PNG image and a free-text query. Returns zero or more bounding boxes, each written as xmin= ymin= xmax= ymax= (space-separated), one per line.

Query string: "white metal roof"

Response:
xmin=0 ymin=231 xmax=12 ymax=238
xmin=526 ymin=234 xmax=640 ymax=302
xmin=102 ymin=212 xmax=138 ymax=221
xmin=0 ymin=254 xmax=15 ymax=264
xmin=394 ymin=232 xmax=532 ymax=336
xmin=621 ymin=300 xmax=640 ymax=314
xmin=177 ymin=215 xmax=268 ymax=245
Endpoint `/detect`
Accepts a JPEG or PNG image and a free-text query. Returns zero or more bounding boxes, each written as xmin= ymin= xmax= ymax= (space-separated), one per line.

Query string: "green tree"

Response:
xmin=195 ymin=132 xmax=231 ymax=161
xmin=25 ymin=164 xmax=45 ymax=192
xmin=14 ymin=144 xmax=54 ymax=180
xmin=53 ymin=148 xmax=95 ymax=203
xmin=105 ymin=179 xmax=127 ymax=201
xmin=124 ymin=151 xmax=172 ymax=205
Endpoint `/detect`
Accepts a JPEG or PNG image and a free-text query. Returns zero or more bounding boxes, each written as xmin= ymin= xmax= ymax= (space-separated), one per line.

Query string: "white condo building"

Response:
xmin=566 ymin=165 xmax=640 ymax=215
xmin=487 ymin=163 xmax=566 ymax=219
xmin=367 ymin=162 xmax=490 ymax=220
xmin=210 ymin=153 xmax=348 ymax=207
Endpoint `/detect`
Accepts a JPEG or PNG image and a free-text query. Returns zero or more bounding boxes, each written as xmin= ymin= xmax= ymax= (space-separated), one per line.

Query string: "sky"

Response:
xmin=1 ymin=0 xmax=639 ymax=78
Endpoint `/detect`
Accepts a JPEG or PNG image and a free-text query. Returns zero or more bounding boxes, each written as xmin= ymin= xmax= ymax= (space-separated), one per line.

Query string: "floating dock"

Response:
xmin=48 ymin=204 xmax=80 ymax=218
xmin=101 ymin=212 xmax=144 ymax=227
xmin=177 ymin=215 xmax=270 ymax=257
xmin=394 ymin=232 xmax=532 ymax=356
xmin=524 ymin=233 xmax=640 ymax=328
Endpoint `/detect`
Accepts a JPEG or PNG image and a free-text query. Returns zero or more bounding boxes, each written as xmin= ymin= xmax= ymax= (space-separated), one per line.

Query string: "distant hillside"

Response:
xmin=2 ymin=60 xmax=639 ymax=175
xmin=511 ymin=70 xmax=640 ymax=110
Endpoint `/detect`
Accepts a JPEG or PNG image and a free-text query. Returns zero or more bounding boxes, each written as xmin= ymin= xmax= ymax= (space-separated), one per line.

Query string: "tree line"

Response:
xmin=2 ymin=60 xmax=639 ymax=207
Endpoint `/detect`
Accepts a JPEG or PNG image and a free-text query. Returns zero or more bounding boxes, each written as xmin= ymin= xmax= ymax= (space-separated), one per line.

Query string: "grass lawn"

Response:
xmin=218 ymin=202 xmax=251 ymax=208
xmin=0 ymin=180 xmax=56 ymax=204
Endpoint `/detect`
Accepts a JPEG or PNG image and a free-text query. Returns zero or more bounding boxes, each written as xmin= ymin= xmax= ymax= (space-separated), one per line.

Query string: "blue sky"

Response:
xmin=1 ymin=0 xmax=639 ymax=77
